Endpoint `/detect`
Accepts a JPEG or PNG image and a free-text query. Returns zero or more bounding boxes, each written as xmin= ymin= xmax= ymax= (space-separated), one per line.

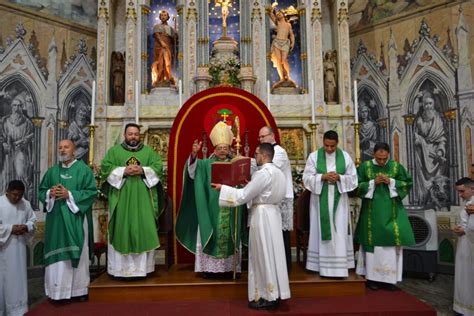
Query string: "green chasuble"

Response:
xmin=101 ymin=144 xmax=164 ymax=254
xmin=38 ymin=160 xmax=97 ymax=268
xmin=176 ymin=157 xmax=246 ymax=258
xmin=355 ymin=160 xmax=415 ymax=252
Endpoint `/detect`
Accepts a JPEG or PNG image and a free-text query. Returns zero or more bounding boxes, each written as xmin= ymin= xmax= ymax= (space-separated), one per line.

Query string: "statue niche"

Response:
xmin=110 ymin=51 xmax=125 ymax=105
xmin=324 ymin=50 xmax=338 ymax=104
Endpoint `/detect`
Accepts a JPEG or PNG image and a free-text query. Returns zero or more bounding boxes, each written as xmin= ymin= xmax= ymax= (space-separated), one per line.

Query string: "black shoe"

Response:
xmin=75 ymin=294 xmax=89 ymax=302
xmin=383 ymin=283 xmax=400 ymax=291
xmin=366 ymin=280 xmax=379 ymax=291
xmin=248 ymin=299 xmax=279 ymax=310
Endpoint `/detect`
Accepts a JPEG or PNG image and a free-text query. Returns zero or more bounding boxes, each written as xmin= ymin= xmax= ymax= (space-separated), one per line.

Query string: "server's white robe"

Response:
xmin=303 ymin=150 xmax=358 ymax=277
xmin=219 ymin=163 xmax=290 ymax=302
xmin=0 ymin=196 xmax=36 ymax=316
xmin=453 ymin=196 xmax=474 ymax=316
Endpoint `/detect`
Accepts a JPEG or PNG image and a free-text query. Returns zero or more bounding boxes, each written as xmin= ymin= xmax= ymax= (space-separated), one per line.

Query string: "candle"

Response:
xmin=135 ymin=80 xmax=139 ymax=125
xmin=178 ymin=79 xmax=183 ymax=108
xmin=310 ymin=79 xmax=315 ymax=124
xmin=90 ymin=80 xmax=96 ymax=125
xmin=354 ymin=80 xmax=359 ymax=123
xmin=267 ymin=80 xmax=271 ymax=111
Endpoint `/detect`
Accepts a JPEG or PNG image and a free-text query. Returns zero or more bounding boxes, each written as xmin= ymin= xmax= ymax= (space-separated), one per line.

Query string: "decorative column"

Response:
xmin=310 ymin=0 xmax=325 ymax=118
xmin=239 ymin=1 xmax=256 ymax=92
xmin=444 ymin=109 xmax=459 ymax=205
xmin=297 ymin=1 xmax=308 ymax=93
xmin=377 ymin=117 xmax=388 ymax=143
xmin=251 ymin=0 xmax=265 ymax=99
xmin=194 ymin=0 xmax=211 ymax=91
xmin=140 ymin=5 xmax=150 ymax=93
xmin=184 ymin=1 xmax=198 ymax=97
xmin=403 ymin=114 xmax=416 ymax=204
xmin=125 ymin=0 xmax=138 ymax=106
xmin=97 ymin=0 xmax=111 ymax=108
xmin=31 ymin=117 xmax=44 ymax=206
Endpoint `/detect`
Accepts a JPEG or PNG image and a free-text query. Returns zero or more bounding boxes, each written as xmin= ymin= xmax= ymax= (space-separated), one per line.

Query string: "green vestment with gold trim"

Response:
xmin=101 ymin=144 xmax=163 ymax=254
xmin=176 ymin=157 xmax=246 ymax=258
xmin=355 ymin=160 xmax=415 ymax=252
xmin=39 ymin=160 xmax=97 ymax=268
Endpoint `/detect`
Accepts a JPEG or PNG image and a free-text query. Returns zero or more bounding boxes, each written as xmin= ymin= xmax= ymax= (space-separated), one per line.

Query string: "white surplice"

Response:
xmin=219 ymin=163 xmax=290 ymax=302
xmin=106 ymin=166 xmax=159 ymax=277
xmin=355 ymin=159 xmax=403 ymax=284
xmin=187 ymin=157 xmax=239 ymax=273
xmin=303 ymin=149 xmax=358 ymax=277
xmin=453 ymin=196 xmax=474 ymax=316
xmin=0 ymin=195 xmax=36 ymax=316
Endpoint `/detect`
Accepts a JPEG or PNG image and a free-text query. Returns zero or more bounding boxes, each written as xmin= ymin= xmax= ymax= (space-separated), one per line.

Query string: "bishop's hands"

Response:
xmin=124 ymin=165 xmax=143 ymax=176
xmin=191 ymin=139 xmax=202 ymax=158
xmin=11 ymin=224 xmax=28 ymax=235
xmin=49 ymin=184 xmax=70 ymax=200
xmin=322 ymin=171 xmax=340 ymax=184
xmin=211 ymin=183 xmax=222 ymax=191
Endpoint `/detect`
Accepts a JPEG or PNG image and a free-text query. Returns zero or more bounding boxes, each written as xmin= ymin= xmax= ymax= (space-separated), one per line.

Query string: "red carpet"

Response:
xmin=27 ymin=290 xmax=435 ymax=315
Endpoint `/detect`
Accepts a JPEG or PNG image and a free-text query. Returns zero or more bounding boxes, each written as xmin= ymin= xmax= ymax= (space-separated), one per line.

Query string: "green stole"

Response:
xmin=316 ymin=148 xmax=346 ymax=240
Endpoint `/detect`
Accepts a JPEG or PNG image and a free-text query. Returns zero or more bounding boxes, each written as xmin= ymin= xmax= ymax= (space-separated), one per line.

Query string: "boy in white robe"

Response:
xmin=453 ymin=177 xmax=474 ymax=315
xmin=303 ymin=130 xmax=358 ymax=277
xmin=0 ymin=180 xmax=36 ymax=316
xmin=212 ymin=143 xmax=291 ymax=310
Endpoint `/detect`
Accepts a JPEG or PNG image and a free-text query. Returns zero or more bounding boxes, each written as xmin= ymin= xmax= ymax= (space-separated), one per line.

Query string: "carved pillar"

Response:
xmin=238 ymin=65 xmax=256 ymax=92
xmin=184 ymin=2 xmax=198 ymax=97
xmin=140 ymin=5 xmax=150 ymax=92
xmin=125 ymin=1 xmax=138 ymax=106
xmin=251 ymin=1 xmax=265 ymax=99
xmin=403 ymin=114 xmax=416 ymax=204
xmin=97 ymin=0 xmax=110 ymax=108
xmin=194 ymin=1 xmax=211 ymax=91
xmin=297 ymin=2 xmax=308 ymax=93
xmin=445 ymin=109 xmax=459 ymax=205
xmin=336 ymin=0 xmax=351 ymax=108
xmin=388 ymin=29 xmax=401 ymax=107
xmin=377 ymin=117 xmax=388 ymax=144
xmin=31 ymin=117 xmax=44 ymax=208
xmin=195 ymin=66 xmax=212 ymax=92
xmin=177 ymin=4 xmax=184 ymax=88
xmin=310 ymin=0 xmax=325 ymax=115
xmin=239 ymin=2 xmax=255 ymax=93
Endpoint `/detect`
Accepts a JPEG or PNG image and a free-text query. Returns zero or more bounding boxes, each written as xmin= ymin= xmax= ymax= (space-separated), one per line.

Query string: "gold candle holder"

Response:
xmin=308 ymin=122 xmax=319 ymax=152
xmin=352 ymin=122 xmax=361 ymax=167
xmin=88 ymin=124 xmax=97 ymax=169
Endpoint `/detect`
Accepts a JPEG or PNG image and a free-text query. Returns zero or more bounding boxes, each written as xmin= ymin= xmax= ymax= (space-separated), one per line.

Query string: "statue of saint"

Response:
xmin=324 ymin=50 xmax=338 ymax=103
xmin=110 ymin=51 xmax=125 ymax=104
xmin=267 ymin=3 xmax=295 ymax=87
xmin=151 ymin=10 xmax=177 ymax=88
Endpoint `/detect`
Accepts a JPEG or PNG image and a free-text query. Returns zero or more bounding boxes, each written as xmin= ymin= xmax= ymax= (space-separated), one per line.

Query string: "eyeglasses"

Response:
xmin=258 ymin=133 xmax=271 ymax=139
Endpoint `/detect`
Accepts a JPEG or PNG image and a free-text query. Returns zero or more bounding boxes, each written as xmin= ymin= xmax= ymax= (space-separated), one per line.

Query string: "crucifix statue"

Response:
xmin=215 ymin=0 xmax=232 ymax=37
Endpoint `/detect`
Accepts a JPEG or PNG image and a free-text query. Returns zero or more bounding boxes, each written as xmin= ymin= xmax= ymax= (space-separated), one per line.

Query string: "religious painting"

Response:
xmin=409 ymin=79 xmax=451 ymax=210
xmin=348 ymin=0 xmax=455 ymax=31
xmin=0 ymin=79 xmax=38 ymax=202
xmin=64 ymin=90 xmax=91 ymax=162
xmin=145 ymin=128 xmax=170 ymax=160
xmin=147 ymin=0 xmax=179 ymax=91
xmin=279 ymin=127 xmax=304 ymax=161
xmin=357 ymin=89 xmax=383 ymax=161
xmin=8 ymin=0 xmax=97 ymax=28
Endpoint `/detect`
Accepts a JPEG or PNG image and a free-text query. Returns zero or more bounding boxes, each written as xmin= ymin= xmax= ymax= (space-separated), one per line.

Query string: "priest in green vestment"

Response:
xmin=39 ymin=139 xmax=97 ymax=300
xmin=355 ymin=142 xmax=415 ymax=290
xmin=101 ymin=123 xmax=164 ymax=278
xmin=176 ymin=121 xmax=246 ymax=278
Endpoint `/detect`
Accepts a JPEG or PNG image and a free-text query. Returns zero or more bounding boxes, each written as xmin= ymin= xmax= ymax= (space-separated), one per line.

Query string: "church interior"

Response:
xmin=0 ymin=0 xmax=473 ymax=314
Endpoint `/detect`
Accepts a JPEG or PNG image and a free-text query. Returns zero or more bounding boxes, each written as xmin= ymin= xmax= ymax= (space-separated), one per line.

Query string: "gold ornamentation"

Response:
xmin=317 ymin=106 xmax=324 ymax=113
xmin=141 ymin=6 xmax=150 ymax=15
xmin=98 ymin=7 xmax=109 ymax=21
xmin=126 ymin=7 xmax=137 ymax=21
xmin=187 ymin=8 xmax=198 ymax=21
xmin=31 ymin=117 xmax=44 ymax=127
xmin=403 ymin=114 xmax=415 ymax=125
xmin=300 ymin=52 xmax=307 ymax=60
xmin=444 ymin=109 xmax=457 ymax=121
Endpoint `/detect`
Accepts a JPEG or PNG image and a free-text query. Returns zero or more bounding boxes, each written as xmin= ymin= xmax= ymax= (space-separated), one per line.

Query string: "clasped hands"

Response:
xmin=374 ymin=174 xmax=390 ymax=186
xmin=322 ymin=172 xmax=340 ymax=184
xmin=124 ymin=165 xmax=143 ymax=176
xmin=50 ymin=184 xmax=69 ymax=200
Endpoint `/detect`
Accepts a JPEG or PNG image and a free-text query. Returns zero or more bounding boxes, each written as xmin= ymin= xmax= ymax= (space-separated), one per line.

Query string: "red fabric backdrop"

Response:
xmin=167 ymin=87 xmax=279 ymax=263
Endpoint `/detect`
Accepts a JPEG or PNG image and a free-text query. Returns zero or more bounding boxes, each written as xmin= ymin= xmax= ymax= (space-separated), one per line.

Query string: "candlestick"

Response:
xmin=135 ymin=80 xmax=139 ymax=125
xmin=310 ymin=79 xmax=315 ymax=124
xmin=352 ymin=122 xmax=361 ymax=167
xmin=178 ymin=79 xmax=183 ymax=108
xmin=91 ymin=80 xmax=96 ymax=125
xmin=354 ymin=80 xmax=359 ymax=123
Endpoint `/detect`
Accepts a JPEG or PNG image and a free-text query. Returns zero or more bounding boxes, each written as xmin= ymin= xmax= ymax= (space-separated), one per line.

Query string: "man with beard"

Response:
xmin=414 ymin=92 xmax=448 ymax=204
xmin=1 ymin=93 xmax=34 ymax=198
xmin=101 ymin=123 xmax=164 ymax=278
xmin=39 ymin=139 xmax=96 ymax=301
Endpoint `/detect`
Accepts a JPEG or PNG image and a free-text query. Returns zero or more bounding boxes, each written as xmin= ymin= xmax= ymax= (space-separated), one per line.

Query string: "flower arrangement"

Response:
xmin=209 ymin=53 xmax=241 ymax=87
